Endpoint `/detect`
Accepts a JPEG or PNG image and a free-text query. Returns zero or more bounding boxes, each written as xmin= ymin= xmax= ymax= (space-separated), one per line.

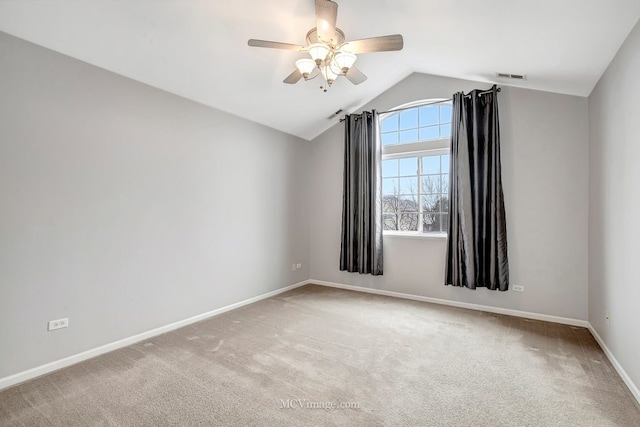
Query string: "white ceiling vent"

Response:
xmin=496 ymin=72 xmax=527 ymax=80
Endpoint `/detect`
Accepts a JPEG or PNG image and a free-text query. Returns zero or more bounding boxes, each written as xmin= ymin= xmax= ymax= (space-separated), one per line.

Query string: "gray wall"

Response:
xmin=0 ymin=32 xmax=309 ymax=378
xmin=6 ymin=18 xmax=638 ymax=394
xmin=309 ymin=73 xmax=589 ymax=321
xmin=589 ymin=20 xmax=640 ymax=393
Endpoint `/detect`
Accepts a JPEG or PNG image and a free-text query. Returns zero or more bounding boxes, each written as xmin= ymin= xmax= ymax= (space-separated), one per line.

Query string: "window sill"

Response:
xmin=383 ymin=231 xmax=447 ymax=240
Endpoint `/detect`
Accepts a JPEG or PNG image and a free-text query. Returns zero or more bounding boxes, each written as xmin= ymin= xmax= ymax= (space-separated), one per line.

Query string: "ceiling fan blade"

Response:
xmin=345 ymin=66 xmax=367 ymax=85
xmin=283 ymin=69 xmax=303 ymax=84
xmin=342 ymin=34 xmax=404 ymax=54
xmin=315 ymin=0 xmax=338 ymax=44
xmin=248 ymin=39 xmax=306 ymax=51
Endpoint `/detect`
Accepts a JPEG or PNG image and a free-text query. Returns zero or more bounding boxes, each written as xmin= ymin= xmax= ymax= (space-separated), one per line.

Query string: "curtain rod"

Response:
xmin=340 ymin=87 xmax=501 ymax=122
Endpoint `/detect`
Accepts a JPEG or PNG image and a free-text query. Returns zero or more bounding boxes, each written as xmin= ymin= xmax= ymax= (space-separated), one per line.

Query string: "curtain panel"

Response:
xmin=340 ymin=110 xmax=383 ymax=276
xmin=445 ymin=86 xmax=509 ymax=290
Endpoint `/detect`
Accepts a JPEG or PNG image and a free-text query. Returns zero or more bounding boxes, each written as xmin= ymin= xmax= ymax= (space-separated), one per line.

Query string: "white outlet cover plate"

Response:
xmin=48 ymin=317 xmax=69 ymax=331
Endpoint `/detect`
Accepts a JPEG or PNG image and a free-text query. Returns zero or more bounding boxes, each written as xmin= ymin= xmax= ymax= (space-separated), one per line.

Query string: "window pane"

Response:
xmin=440 ymin=197 xmax=449 ymax=213
xmin=422 ymin=194 xmax=439 ymax=211
xmin=382 ymin=159 xmax=398 ymax=178
xmin=422 ymin=175 xmax=441 ymax=194
xmin=381 ymin=114 xmax=399 ymax=132
xmin=382 ymin=195 xmax=398 ymax=213
xmin=441 ymin=154 xmax=450 ymax=173
xmin=399 ymin=213 xmax=419 ymax=231
xmin=398 ymin=157 xmax=417 ymax=176
xmin=398 ymin=195 xmax=418 ymax=212
xmin=419 ymin=106 xmax=438 ymax=126
xmin=399 ymin=129 xmax=418 ymax=143
xmin=419 ymin=126 xmax=439 ymax=141
xmin=440 ymin=105 xmax=452 ymax=123
xmin=427 ymin=196 xmax=447 ymax=213
xmin=383 ymin=213 xmax=398 ymax=231
xmin=399 ymin=109 xmax=418 ymax=130
xmin=441 ymin=174 xmax=449 ymax=194
xmin=440 ymin=124 xmax=451 ymax=138
xmin=423 ymin=213 xmax=443 ymax=233
xmin=382 ymin=132 xmax=398 ymax=146
xmin=441 ymin=213 xmax=449 ymax=231
xmin=422 ymin=156 xmax=440 ymax=175
xmin=382 ymin=177 xmax=398 ymax=195
xmin=398 ymin=177 xmax=417 ymax=194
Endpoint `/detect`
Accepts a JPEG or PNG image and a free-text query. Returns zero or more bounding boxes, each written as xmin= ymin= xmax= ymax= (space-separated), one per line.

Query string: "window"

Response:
xmin=380 ymin=101 xmax=452 ymax=235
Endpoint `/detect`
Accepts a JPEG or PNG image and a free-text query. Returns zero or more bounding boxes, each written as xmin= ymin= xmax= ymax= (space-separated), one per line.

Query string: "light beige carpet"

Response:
xmin=1 ymin=284 xmax=639 ymax=426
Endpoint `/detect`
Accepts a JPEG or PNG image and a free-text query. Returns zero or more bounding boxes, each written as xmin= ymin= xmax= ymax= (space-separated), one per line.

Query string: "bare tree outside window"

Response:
xmin=382 ymin=185 xmax=419 ymax=231
xmin=382 ymin=159 xmax=448 ymax=233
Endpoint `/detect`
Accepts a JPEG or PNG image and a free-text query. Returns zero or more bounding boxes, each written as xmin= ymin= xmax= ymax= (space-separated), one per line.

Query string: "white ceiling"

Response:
xmin=1 ymin=1 xmax=639 ymax=141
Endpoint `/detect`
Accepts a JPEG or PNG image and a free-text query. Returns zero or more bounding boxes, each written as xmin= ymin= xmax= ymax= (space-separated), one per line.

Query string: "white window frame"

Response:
xmin=380 ymin=99 xmax=451 ymax=239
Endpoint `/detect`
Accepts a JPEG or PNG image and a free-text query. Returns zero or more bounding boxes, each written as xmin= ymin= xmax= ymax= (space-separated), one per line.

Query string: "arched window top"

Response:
xmin=380 ymin=99 xmax=452 ymax=146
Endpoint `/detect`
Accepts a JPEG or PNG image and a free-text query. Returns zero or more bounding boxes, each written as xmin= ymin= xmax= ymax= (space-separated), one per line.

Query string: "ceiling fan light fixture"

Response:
xmin=308 ymin=43 xmax=330 ymax=65
xmin=295 ymin=58 xmax=316 ymax=78
xmin=248 ymin=1 xmax=403 ymax=92
xmin=334 ymin=51 xmax=357 ymax=73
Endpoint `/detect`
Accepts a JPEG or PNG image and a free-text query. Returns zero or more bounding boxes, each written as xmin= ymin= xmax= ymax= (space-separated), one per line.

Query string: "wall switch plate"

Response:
xmin=512 ymin=285 xmax=525 ymax=292
xmin=48 ymin=317 xmax=69 ymax=331
xmin=296 ymin=263 xmax=302 ymax=269
xmin=291 ymin=264 xmax=296 ymax=272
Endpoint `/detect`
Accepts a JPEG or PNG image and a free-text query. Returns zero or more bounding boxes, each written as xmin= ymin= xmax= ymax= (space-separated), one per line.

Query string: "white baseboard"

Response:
xmin=588 ymin=325 xmax=640 ymax=405
xmin=0 ymin=280 xmax=308 ymax=391
xmin=310 ymin=279 xmax=590 ymax=327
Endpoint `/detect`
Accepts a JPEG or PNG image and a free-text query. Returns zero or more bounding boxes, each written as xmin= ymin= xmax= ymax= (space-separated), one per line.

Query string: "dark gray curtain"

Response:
xmin=340 ymin=110 xmax=383 ymax=276
xmin=445 ymin=85 xmax=509 ymax=290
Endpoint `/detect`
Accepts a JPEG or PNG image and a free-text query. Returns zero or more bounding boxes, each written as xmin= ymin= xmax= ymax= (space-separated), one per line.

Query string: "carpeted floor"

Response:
xmin=1 ymin=284 xmax=639 ymax=426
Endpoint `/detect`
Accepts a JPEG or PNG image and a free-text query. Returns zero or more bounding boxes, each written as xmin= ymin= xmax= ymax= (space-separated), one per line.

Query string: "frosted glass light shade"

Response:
xmin=334 ymin=52 xmax=357 ymax=73
xmin=322 ymin=64 xmax=338 ymax=84
xmin=295 ymin=58 xmax=316 ymax=78
xmin=308 ymin=43 xmax=330 ymax=64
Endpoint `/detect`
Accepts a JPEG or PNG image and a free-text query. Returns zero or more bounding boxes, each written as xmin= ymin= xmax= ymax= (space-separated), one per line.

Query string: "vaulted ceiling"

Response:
xmin=1 ymin=1 xmax=639 ymax=140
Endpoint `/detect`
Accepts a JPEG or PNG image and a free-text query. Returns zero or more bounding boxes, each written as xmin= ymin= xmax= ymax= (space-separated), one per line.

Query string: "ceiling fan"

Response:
xmin=248 ymin=0 xmax=404 ymax=92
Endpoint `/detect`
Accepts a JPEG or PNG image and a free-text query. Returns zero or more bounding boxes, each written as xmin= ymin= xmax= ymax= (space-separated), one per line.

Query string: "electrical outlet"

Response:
xmin=48 ymin=317 xmax=69 ymax=331
xmin=512 ymin=285 xmax=525 ymax=292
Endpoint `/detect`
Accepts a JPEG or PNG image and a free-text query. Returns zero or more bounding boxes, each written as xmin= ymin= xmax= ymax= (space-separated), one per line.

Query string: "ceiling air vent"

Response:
xmin=496 ymin=72 xmax=527 ymax=80
xmin=327 ymin=108 xmax=344 ymax=120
